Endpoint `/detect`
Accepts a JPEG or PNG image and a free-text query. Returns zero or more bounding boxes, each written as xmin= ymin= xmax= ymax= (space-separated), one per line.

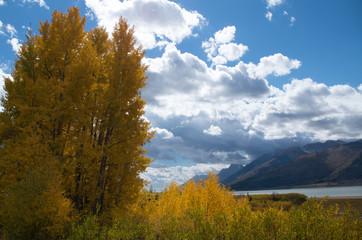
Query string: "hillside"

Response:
xmin=220 ymin=140 xmax=362 ymax=190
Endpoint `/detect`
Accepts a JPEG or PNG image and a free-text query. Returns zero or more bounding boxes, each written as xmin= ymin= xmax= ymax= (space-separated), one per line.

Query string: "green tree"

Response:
xmin=0 ymin=6 xmax=152 ymax=236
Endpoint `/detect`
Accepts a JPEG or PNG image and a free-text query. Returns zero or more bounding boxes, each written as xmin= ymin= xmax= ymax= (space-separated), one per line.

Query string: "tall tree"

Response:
xmin=0 ymin=128 xmax=71 ymax=239
xmin=0 ymin=6 xmax=153 ymax=227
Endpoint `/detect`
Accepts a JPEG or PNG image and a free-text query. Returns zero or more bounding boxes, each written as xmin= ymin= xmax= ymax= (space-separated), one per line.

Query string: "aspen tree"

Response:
xmin=0 ymin=6 xmax=152 ymax=228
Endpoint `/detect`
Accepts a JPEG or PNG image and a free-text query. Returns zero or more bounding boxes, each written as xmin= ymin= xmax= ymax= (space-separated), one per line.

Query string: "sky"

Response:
xmin=0 ymin=0 xmax=361 ymax=191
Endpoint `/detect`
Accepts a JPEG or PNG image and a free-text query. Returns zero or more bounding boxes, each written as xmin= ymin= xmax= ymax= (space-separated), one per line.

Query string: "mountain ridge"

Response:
xmin=184 ymin=140 xmax=361 ymax=190
xmin=225 ymin=140 xmax=362 ymax=190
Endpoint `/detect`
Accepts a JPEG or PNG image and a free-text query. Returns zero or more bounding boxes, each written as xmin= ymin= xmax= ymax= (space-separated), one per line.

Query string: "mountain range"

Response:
xmin=187 ymin=140 xmax=362 ymax=190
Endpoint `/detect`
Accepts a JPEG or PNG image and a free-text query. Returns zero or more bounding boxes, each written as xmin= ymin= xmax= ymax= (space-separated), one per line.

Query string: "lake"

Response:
xmin=234 ymin=186 xmax=362 ymax=198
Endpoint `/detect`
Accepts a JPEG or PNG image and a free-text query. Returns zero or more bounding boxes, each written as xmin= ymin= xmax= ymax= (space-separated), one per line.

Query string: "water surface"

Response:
xmin=234 ymin=186 xmax=362 ymax=198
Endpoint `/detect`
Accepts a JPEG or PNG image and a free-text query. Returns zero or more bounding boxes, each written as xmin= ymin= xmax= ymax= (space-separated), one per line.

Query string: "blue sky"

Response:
xmin=1 ymin=0 xmax=361 ymax=190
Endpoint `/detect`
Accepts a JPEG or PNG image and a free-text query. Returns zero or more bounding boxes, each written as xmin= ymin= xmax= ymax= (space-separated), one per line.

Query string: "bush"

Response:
xmin=280 ymin=193 xmax=308 ymax=205
xmin=64 ymin=174 xmax=360 ymax=239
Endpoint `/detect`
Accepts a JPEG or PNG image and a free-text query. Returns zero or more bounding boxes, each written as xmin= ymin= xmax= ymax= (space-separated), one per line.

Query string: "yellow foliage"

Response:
xmin=0 ymin=130 xmax=72 ymax=239
xmin=130 ymin=172 xmax=239 ymax=236
xmin=0 ymin=6 xmax=152 ymax=238
xmin=114 ymin=173 xmax=360 ymax=240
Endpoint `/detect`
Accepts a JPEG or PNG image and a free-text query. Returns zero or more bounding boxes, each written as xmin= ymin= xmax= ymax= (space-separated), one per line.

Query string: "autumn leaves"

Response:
xmin=0 ymin=6 xmax=152 ymax=238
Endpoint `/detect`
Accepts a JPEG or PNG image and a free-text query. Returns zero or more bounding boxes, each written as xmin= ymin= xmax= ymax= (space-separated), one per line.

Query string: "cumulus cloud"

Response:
xmin=7 ymin=38 xmax=22 ymax=53
xmin=214 ymin=26 xmax=236 ymax=44
xmin=3 ymin=24 xmax=21 ymax=53
xmin=141 ymin=163 xmax=229 ymax=191
xmin=266 ymin=11 xmax=273 ymax=21
xmin=142 ymin=44 xmax=306 ymax=177
xmin=202 ymin=26 xmax=248 ymax=66
xmin=85 ymin=0 xmax=205 ymax=49
xmin=218 ymin=43 xmax=249 ymax=61
xmin=21 ymin=0 xmax=49 ymax=9
xmin=252 ymin=78 xmax=362 ymax=140
xmin=142 ymin=44 xmax=211 ymax=111
xmin=266 ymin=0 xmax=284 ymax=9
xmin=246 ymin=53 xmax=301 ymax=79
xmin=203 ymin=125 xmax=222 ymax=136
xmin=152 ymin=127 xmax=174 ymax=139
xmin=143 ymin=44 xmax=270 ymax=119
xmin=0 ymin=0 xmax=4 ymax=5
xmin=143 ymin=42 xmax=361 ymax=171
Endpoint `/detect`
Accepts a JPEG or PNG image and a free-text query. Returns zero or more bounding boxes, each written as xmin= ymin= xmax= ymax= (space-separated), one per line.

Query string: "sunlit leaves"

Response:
xmin=119 ymin=174 xmax=360 ymax=239
xmin=0 ymin=6 xmax=152 ymax=238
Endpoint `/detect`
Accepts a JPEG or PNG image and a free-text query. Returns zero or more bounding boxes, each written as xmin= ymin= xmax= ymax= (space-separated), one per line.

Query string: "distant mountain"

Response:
xmin=183 ymin=164 xmax=244 ymax=186
xmin=302 ymin=140 xmax=345 ymax=153
xmin=220 ymin=140 xmax=361 ymax=190
xmin=222 ymin=146 xmax=307 ymax=186
xmin=218 ymin=164 xmax=244 ymax=182
xmin=188 ymin=174 xmax=209 ymax=184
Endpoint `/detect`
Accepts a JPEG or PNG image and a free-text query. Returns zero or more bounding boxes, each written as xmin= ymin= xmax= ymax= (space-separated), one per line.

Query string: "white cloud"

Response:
xmin=214 ymin=26 xmax=236 ymax=44
xmin=202 ymin=26 xmax=248 ymax=66
xmin=210 ymin=55 xmax=228 ymax=65
xmin=283 ymin=10 xmax=288 ymax=15
xmin=218 ymin=43 xmax=249 ymax=62
xmin=0 ymin=0 xmax=4 ymax=6
xmin=142 ymin=43 xmax=362 ymax=189
xmin=143 ymin=44 xmax=270 ymax=119
xmin=141 ymin=163 xmax=229 ymax=191
xmin=203 ymin=125 xmax=222 ymax=136
xmin=152 ymin=127 xmax=174 ymax=139
xmin=266 ymin=11 xmax=273 ymax=21
xmin=0 ymin=64 xmax=12 ymax=98
xmin=0 ymin=69 xmax=10 ymax=86
xmin=290 ymin=16 xmax=296 ymax=26
xmin=143 ymin=41 xmax=362 ymax=169
xmin=266 ymin=0 xmax=283 ymax=9
xmin=85 ymin=8 xmax=95 ymax=20
xmin=21 ymin=0 xmax=49 ymax=9
xmin=252 ymin=78 xmax=362 ymax=140
xmin=7 ymin=38 xmax=22 ymax=53
xmin=0 ymin=21 xmax=4 ymax=35
xmin=5 ymin=24 xmax=16 ymax=37
xmin=2 ymin=24 xmax=22 ymax=53
xmin=85 ymin=0 xmax=205 ymax=49
xmin=247 ymin=53 xmax=301 ymax=79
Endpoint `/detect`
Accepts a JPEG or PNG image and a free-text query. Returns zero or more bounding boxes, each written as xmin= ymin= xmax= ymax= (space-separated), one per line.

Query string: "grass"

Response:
xmin=322 ymin=198 xmax=362 ymax=213
xmin=237 ymin=193 xmax=362 ymax=218
xmin=321 ymin=197 xmax=362 ymax=225
xmin=234 ymin=193 xmax=307 ymax=211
